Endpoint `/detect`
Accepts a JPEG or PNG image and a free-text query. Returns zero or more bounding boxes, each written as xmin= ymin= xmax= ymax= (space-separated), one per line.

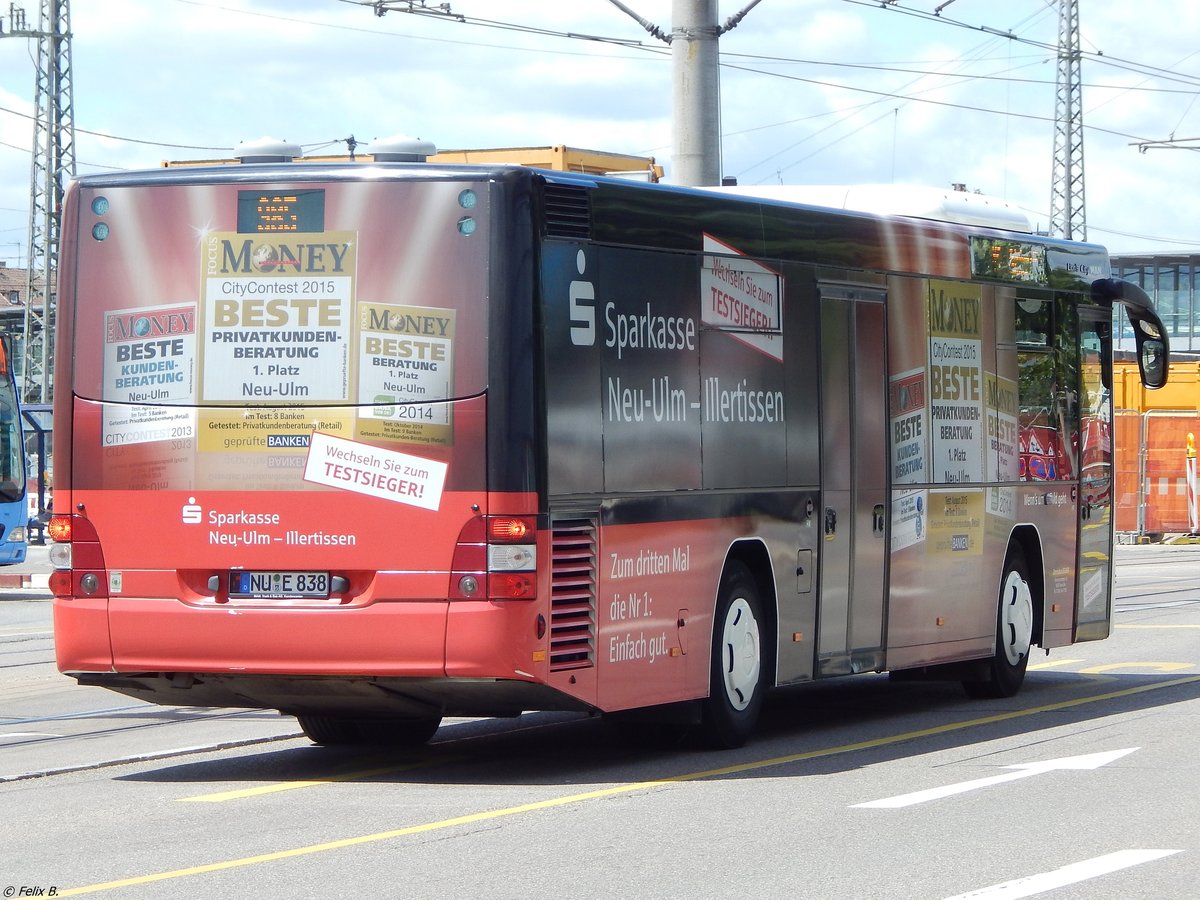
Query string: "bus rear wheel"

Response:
xmin=963 ymin=548 xmax=1034 ymax=699
xmin=297 ymin=714 xmax=442 ymax=747
xmin=699 ymin=562 xmax=766 ymax=749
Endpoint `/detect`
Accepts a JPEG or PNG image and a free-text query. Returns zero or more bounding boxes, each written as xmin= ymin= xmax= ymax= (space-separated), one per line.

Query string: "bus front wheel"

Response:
xmin=297 ymin=714 xmax=442 ymax=747
xmin=699 ymin=562 xmax=766 ymax=749
xmin=963 ymin=548 xmax=1034 ymax=699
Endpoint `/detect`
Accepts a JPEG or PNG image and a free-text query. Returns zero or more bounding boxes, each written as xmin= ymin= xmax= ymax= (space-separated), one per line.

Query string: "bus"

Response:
xmin=0 ymin=336 xmax=27 ymax=565
xmin=49 ymin=160 xmax=1168 ymax=749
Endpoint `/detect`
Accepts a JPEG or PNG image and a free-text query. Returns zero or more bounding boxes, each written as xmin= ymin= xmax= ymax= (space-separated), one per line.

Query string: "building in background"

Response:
xmin=1111 ymin=251 xmax=1200 ymax=411
xmin=1111 ymin=251 xmax=1200 ymax=538
xmin=1113 ymin=252 xmax=1200 ymax=356
xmin=164 ymin=144 xmax=664 ymax=182
xmin=0 ymin=264 xmax=47 ymax=382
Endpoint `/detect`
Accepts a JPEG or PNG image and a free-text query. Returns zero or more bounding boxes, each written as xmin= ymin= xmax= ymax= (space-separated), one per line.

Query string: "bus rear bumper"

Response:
xmin=55 ymin=595 xmax=569 ymax=717
xmin=66 ymin=672 xmax=592 ymax=719
xmin=105 ymin=597 xmax=453 ymax=676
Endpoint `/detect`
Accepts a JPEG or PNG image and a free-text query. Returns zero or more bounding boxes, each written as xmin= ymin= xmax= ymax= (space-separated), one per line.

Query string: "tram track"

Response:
xmin=0 ymin=705 xmax=304 ymax=783
xmin=2 ymin=702 xmax=161 ymax=728
xmin=0 ymin=634 xmax=56 ymax=670
xmin=0 ymin=730 xmax=304 ymax=784
xmin=1113 ymin=548 xmax=1200 ymax=605
xmin=1116 ymin=597 xmax=1200 ymax=612
xmin=1114 ymin=587 xmax=1200 ymax=606
xmin=0 ymin=623 xmax=304 ymax=782
xmin=1 ymin=706 xmax=290 ymax=746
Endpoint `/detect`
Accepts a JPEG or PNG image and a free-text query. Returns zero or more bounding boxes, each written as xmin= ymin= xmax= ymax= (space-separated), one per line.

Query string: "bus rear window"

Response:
xmin=69 ymin=178 xmax=490 ymax=422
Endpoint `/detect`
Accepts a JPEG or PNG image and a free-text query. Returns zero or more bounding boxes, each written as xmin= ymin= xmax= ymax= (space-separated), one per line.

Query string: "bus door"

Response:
xmin=817 ymin=286 xmax=888 ymax=675
xmin=1074 ymin=306 xmax=1114 ymax=641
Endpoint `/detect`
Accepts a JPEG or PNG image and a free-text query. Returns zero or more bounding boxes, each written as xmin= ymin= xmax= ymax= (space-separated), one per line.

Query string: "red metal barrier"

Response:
xmin=1142 ymin=412 xmax=1200 ymax=534
xmin=1112 ymin=409 xmax=1142 ymax=533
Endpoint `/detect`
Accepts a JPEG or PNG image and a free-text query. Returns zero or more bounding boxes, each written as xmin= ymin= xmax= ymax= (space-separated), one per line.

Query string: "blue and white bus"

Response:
xmin=0 ymin=337 xmax=27 ymax=564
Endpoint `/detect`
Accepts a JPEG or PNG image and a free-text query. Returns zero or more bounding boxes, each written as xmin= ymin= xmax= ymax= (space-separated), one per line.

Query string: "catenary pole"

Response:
xmin=608 ymin=1 xmax=761 ymax=186
xmin=374 ymin=1 xmax=765 ymax=188
xmin=671 ymin=0 xmax=721 ymax=186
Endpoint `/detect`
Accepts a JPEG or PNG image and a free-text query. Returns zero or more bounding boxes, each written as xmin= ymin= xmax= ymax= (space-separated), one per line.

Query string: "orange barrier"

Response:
xmin=1113 ymin=409 xmax=1142 ymax=533
xmin=1114 ymin=409 xmax=1200 ymax=537
xmin=1110 ymin=361 xmax=1200 ymax=539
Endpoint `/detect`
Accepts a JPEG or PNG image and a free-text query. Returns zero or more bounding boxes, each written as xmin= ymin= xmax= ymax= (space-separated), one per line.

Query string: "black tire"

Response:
xmin=297 ymin=714 xmax=442 ymax=747
xmin=963 ymin=548 xmax=1034 ymax=699
xmin=699 ymin=562 xmax=767 ymax=749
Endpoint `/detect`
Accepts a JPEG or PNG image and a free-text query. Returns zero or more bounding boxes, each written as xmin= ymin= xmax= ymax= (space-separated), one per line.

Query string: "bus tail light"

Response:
xmin=488 ymin=517 xmax=532 ymax=542
xmin=47 ymin=515 xmax=71 ymax=544
xmin=48 ymin=514 xmax=110 ymax=600
xmin=450 ymin=515 xmax=537 ymax=601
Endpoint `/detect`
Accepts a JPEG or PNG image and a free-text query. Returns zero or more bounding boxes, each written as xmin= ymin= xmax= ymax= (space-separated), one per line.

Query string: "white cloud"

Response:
xmin=0 ymin=0 xmax=1198 ymax=261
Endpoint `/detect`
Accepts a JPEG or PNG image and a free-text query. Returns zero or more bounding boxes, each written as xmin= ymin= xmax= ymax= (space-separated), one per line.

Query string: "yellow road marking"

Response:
xmin=59 ymin=673 xmax=1200 ymax=897
xmin=180 ymin=660 xmax=1154 ymax=803
xmin=1079 ymin=662 xmax=1194 ymax=675
xmin=1027 ymin=658 xmax=1083 ymax=671
xmin=179 ymin=757 xmax=449 ymax=802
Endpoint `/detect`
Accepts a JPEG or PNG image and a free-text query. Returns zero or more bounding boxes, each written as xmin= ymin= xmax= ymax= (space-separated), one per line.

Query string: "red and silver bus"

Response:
xmin=49 ymin=159 xmax=1168 ymax=748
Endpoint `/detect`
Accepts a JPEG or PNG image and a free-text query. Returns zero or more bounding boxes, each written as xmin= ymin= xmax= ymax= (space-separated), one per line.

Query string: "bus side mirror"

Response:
xmin=1137 ymin=330 xmax=1167 ymax=389
xmin=1125 ymin=307 xmax=1167 ymax=389
xmin=1092 ymin=277 xmax=1170 ymax=390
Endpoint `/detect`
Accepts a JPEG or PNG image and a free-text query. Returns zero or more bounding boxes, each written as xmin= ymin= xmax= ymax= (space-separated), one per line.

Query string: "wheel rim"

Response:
xmin=720 ymin=596 xmax=761 ymax=711
xmin=1000 ymin=569 xmax=1034 ymax=666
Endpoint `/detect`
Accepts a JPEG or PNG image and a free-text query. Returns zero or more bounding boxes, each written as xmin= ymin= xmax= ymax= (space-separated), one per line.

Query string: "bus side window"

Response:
xmin=1015 ymin=291 xmax=1077 ymax=482
xmin=1053 ymin=298 xmax=1081 ymax=481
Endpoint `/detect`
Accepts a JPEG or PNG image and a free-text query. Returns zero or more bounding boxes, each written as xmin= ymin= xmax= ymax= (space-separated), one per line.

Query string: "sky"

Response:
xmin=2 ymin=0 xmax=1199 ymax=268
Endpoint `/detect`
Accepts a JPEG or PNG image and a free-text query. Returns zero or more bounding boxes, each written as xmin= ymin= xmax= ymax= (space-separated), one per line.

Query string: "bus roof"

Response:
xmin=708 ymin=183 xmax=1033 ymax=234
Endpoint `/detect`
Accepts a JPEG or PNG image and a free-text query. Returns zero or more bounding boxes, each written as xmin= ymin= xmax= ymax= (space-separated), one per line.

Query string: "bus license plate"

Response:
xmin=228 ymin=571 xmax=330 ymax=599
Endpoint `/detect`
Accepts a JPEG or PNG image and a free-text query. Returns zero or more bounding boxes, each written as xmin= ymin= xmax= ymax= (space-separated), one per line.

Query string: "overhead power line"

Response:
xmin=4 ymin=1 xmax=1197 ymax=248
xmin=0 ymin=102 xmax=232 ymax=152
xmin=721 ymin=51 xmax=1200 ymax=95
xmin=0 ymin=1 xmax=1182 ymax=174
xmin=836 ymin=0 xmax=1200 ymax=88
xmin=1133 ymin=137 xmax=1200 ymax=153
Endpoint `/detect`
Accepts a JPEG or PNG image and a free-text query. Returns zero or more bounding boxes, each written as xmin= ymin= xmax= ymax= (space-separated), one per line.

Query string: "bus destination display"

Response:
xmin=237 ymin=189 xmax=325 ymax=233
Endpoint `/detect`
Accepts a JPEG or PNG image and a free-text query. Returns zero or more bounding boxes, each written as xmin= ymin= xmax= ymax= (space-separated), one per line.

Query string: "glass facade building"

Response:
xmin=1113 ymin=253 xmax=1200 ymax=354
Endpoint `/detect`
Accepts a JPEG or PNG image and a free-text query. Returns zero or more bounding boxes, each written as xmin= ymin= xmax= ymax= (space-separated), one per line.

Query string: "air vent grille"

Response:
xmin=543 ymin=184 xmax=592 ymax=239
xmin=549 ymin=515 xmax=597 ymax=671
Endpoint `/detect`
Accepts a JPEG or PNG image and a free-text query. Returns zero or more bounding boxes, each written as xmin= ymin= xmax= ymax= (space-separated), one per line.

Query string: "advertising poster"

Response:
xmin=927 ymin=279 xmax=984 ymax=483
xmin=196 ymin=230 xmax=355 ymax=463
xmin=303 ymin=431 xmax=447 ymax=512
xmin=693 ymin=237 xmax=788 ymax=488
xmin=354 ymin=301 xmax=454 ymax=446
xmin=986 ymin=485 xmax=1017 ymax=542
xmin=986 ymin=372 xmax=1020 ymax=480
xmin=199 ymin=230 xmax=353 ymax=405
xmin=891 ymin=489 xmax=927 ymax=552
xmin=102 ymin=303 xmax=197 ymax=447
xmin=889 ymin=367 xmax=927 ymax=485
xmin=927 ymin=489 xmax=984 ymax=556
xmin=701 ymin=234 xmax=783 ymax=362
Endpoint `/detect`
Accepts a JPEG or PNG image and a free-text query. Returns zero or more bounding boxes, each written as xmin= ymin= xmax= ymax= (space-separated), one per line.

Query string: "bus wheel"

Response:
xmin=297 ymin=714 xmax=442 ymax=747
xmin=699 ymin=562 xmax=765 ymax=749
xmin=963 ymin=548 xmax=1034 ymax=699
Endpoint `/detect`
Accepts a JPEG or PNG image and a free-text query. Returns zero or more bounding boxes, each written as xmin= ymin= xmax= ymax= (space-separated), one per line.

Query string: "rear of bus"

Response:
xmin=50 ymin=164 xmax=558 ymax=742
